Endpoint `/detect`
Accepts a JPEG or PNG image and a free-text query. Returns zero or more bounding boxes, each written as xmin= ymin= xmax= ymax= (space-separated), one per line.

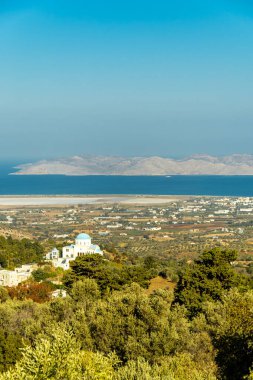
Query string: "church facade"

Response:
xmin=62 ymin=233 xmax=103 ymax=259
xmin=47 ymin=233 xmax=103 ymax=270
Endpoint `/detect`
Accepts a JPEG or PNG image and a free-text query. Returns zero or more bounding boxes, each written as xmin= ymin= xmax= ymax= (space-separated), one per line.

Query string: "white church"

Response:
xmin=46 ymin=233 xmax=103 ymax=270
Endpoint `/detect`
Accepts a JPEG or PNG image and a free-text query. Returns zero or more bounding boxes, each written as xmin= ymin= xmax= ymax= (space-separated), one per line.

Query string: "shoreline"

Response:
xmin=10 ymin=173 xmax=253 ymax=176
xmin=0 ymin=194 xmax=247 ymax=207
xmin=0 ymin=195 xmax=192 ymax=206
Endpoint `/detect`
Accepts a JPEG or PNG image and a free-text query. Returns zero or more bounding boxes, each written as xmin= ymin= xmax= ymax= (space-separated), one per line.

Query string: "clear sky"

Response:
xmin=0 ymin=0 xmax=253 ymax=160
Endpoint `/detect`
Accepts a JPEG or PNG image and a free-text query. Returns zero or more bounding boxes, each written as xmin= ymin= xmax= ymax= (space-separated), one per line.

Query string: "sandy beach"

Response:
xmin=0 ymin=195 xmax=185 ymax=207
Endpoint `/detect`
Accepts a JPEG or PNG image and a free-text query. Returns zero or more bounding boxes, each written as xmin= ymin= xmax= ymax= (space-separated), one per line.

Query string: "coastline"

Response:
xmin=0 ymin=195 xmax=189 ymax=207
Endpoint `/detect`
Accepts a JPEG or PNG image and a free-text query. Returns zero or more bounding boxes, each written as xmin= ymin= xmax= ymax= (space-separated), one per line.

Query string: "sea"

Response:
xmin=1 ymin=163 xmax=253 ymax=197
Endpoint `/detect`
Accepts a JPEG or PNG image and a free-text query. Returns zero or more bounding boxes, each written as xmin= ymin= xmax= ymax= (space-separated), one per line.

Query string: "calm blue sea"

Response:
xmin=1 ymin=163 xmax=253 ymax=196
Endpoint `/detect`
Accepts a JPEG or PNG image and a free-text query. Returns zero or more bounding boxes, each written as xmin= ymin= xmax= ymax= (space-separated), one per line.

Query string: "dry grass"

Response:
xmin=0 ymin=227 xmax=33 ymax=240
xmin=203 ymin=233 xmax=233 ymax=238
xmin=150 ymin=236 xmax=174 ymax=242
xmin=146 ymin=276 xmax=175 ymax=295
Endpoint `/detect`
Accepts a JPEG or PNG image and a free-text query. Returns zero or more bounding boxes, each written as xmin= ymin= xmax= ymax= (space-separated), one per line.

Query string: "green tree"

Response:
xmin=116 ymin=355 xmax=217 ymax=380
xmin=89 ymin=284 xmax=215 ymax=368
xmin=173 ymin=248 xmax=238 ymax=317
xmin=204 ymin=289 xmax=253 ymax=380
xmin=0 ymin=254 xmax=7 ymax=268
xmin=63 ymin=254 xmax=115 ymax=292
xmin=0 ymin=287 xmax=9 ymax=303
xmin=0 ymin=330 xmax=24 ymax=372
xmin=0 ymin=327 xmax=117 ymax=380
xmin=143 ymin=256 xmax=158 ymax=270
xmin=0 ymin=236 xmax=44 ymax=268
xmin=63 ymin=254 xmax=152 ymax=293
xmin=32 ymin=268 xmax=56 ymax=282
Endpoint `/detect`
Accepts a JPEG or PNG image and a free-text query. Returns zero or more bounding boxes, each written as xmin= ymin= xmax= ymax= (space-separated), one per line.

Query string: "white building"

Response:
xmin=0 ymin=264 xmax=37 ymax=287
xmin=48 ymin=233 xmax=103 ymax=271
xmin=0 ymin=270 xmax=18 ymax=287
xmin=62 ymin=233 xmax=103 ymax=258
xmin=51 ymin=289 xmax=67 ymax=298
xmin=45 ymin=248 xmax=60 ymax=260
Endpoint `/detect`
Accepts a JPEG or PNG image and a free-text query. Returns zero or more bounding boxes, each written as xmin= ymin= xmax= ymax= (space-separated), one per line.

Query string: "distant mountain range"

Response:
xmin=12 ymin=154 xmax=253 ymax=175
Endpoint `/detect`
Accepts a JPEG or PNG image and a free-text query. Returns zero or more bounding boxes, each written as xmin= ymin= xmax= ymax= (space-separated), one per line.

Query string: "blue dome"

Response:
xmin=76 ymin=233 xmax=91 ymax=240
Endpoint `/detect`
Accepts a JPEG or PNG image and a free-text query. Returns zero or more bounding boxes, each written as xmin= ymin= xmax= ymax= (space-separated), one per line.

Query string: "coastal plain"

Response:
xmin=0 ymin=195 xmax=252 ymax=268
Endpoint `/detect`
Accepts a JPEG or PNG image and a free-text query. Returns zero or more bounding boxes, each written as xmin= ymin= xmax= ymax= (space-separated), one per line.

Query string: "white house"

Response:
xmin=45 ymin=248 xmax=60 ymax=260
xmin=0 ymin=264 xmax=37 ymax=287
xmin=51 ymin=258 xmax=70 ymax=271
xmin=0 ymin=270 xmax=18 ymax=287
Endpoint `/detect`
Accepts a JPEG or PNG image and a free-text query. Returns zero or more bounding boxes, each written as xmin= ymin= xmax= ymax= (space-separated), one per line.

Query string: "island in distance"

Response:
xmin=12 ymin=154 xmax=253 ymax=176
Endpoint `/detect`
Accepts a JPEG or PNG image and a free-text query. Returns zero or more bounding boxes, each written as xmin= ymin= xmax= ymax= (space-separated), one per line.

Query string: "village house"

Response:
xmin=0 ymin=264 xmax=37 ymax=287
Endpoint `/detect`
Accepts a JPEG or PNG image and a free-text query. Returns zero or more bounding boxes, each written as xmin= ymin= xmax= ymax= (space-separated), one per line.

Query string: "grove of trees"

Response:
xmin=0 ymin=248 xmax=253 ymax=379
xmin=0 ymin=236 xmax=44 ymax=269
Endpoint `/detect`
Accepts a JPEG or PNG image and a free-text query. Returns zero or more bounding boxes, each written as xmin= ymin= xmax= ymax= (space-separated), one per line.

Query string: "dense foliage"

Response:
xmin=0 ymin=236 xmax=44 ymax=268
xmin=0 ymin=248 xmax=253 ymax=379
xmin=0 ymin=282 xmax=217 ymax=379
xmin=173 ymin=248 xmax=239 ymax=317
xmin=63 ymin=254 xmax=154 ymax=292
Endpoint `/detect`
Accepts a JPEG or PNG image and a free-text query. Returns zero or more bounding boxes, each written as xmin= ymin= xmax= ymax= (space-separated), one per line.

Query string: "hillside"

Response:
xmin=12 ymin=154 xmax=253 ymax=175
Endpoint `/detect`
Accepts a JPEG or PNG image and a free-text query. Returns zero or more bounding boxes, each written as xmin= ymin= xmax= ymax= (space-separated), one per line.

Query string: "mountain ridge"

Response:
xmin=12 ymin=154 xmax=253 ymax=175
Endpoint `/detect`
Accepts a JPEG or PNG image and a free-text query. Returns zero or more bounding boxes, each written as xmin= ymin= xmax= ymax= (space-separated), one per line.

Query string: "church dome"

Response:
xmin=76 ymin=233 xmax=91 ymax=240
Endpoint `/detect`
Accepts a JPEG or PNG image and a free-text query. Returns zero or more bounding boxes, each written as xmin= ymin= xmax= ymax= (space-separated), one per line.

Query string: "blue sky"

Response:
xmin=0 ymin=0 xmax=253 ymax=160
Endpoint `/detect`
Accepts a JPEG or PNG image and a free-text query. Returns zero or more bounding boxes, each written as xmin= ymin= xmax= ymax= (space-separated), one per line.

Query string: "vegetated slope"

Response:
xmin=13 ymin=154 xmax=253 ymax=175
xmin=1 ymin=248 xmax=253 ymax=379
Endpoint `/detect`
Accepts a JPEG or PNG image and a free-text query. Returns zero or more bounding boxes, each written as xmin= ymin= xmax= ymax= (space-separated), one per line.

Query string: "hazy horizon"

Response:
xmin=1 ymin=1 xmax=253 ymax=160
